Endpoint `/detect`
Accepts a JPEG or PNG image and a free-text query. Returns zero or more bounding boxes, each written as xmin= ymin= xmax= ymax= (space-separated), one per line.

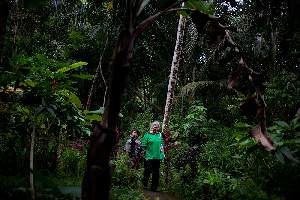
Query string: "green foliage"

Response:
xmin=110 ymin=153 xmax=144 ymax=199
xmin=128 ymin=111 xmax=153 ymax=134
xmin=171 ymin=72 xmax=298 ymax=198
xmin=57 ymin=89 xmax=83 ymax=109
xmin=167 ymin=115 xmax=299 ymax=200
xmin=57 ymin=147 xmax=86 ymax=177
xmin=111 ymin=153 xmax=143 ymax=189
xmin=265 ymin=73 xmax=300 ymax=121
xmin=111 ymin=187 xmax=144 ymax=200
xmin=57 ymin=62 xmax=88 ymax=73
xmin=0 ymin=0 xmax=299 ymax=199
xmin=179 ymin=102 xmax=216 ymax=145
xmin=186 ymin=0 xmax=215 ymax=15
xmin=268 ymin=117 xmax=300 ymax=163
xmin=195 ymin=168 xmax=269 ymax=200
xmin=71 ymin=73 xmax=94 ymax=80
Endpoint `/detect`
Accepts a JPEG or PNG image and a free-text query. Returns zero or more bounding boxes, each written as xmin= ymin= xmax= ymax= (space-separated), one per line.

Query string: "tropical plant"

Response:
xmin=268 ymin=117 xmax=300 ymax=164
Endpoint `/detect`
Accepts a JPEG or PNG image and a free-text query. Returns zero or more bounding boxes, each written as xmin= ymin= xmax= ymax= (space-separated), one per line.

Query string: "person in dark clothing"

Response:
xmin=124 ymin=129 xmax=142 ymax=168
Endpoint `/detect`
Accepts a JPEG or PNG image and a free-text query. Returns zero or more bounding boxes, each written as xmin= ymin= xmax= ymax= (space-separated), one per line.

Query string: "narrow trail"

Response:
xmin=59 ymin=187 xmax=179 ymax=200
xmin=143 ymin=190 xmax=178 ymax=200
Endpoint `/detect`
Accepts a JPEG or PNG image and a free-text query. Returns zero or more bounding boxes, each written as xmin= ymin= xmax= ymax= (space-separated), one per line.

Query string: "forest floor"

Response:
xmin=144 ymin=190 xmax=178 ymax=200
xmin=59 ymin=186 xmax=81 ymax=198
xmin=59 ymin=187 xmax=178 ymax=200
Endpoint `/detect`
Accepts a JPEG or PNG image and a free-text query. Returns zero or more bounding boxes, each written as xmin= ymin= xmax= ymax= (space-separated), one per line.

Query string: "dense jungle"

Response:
xmin=0 ymin=0 xmax=299 ymax=199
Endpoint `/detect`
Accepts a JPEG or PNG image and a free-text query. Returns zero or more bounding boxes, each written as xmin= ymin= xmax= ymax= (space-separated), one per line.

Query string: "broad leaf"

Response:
xmin=234 ymin=122 xmax=251 ymax=128
xmin=279 ymin=146 xmax=298 ymax=163
xmin=71 ymin=73 xmax=94 ymax=80
xmin=87 ymin=107 xmax=123 ymax=117
xmin=59 ymin=89 xmax=82 ymax=109
xmin=291 ymin=117 xmax=300 ymax=129
xmin=88 ymin=107 xmax=105 ymax=114
xmin=85 ymin=114 xmax=102 ymax=122
xmin=20 ymin=79 xmax=37 ymax=87
xmin=275 ymin=121 xmax=290 ymax=129
xmin=186 ymin=0 xmax=215 ymax=15
xmin=69 ymin=92 xmax=82 ymax=109
xmin=275 ymin=151 xmax=285 ymax=164
xmin=82 ymin=127 xmax=92 ymax=136
xmin=57 ymin=61 xmax=88 ymax=73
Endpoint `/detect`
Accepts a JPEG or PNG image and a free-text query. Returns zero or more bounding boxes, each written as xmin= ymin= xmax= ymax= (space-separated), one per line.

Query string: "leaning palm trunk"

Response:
xmin=162 ymin=12 xmax=187 ymax=182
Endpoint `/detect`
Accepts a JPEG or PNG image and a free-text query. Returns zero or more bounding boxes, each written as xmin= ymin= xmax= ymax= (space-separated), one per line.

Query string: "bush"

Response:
xmin=57 ymin=147 xmax=86 ymax=177
xmin=111 ymin=187 xmax=144 ymax=200
xmin=111 ymin=153 xmax=143 ymax=189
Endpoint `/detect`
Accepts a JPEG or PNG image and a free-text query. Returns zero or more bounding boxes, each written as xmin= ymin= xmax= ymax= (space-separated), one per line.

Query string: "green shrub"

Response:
xmin=111 ymin=153 xmax=143 ymax=189
xmin=128 ymin=111 xmax=153 ymax=134
xmin=57 ymin=147 xmax=86 ymax=177
xmin=111 ymin=186 xmax=144 ymax=200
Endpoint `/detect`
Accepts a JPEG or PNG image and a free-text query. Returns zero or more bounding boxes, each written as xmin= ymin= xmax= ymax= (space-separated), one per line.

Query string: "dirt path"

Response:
xmin=143 ymin=190 xmax=178 ymax=200
xmin=59 ymin=187 xmax=179 ymax=200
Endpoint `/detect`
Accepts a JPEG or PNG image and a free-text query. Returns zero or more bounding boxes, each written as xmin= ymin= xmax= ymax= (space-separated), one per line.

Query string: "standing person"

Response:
xmin=141 ymin=121 xmax=165 ymax=192
xmin=124 ymin=129 xmax=142 ymax=168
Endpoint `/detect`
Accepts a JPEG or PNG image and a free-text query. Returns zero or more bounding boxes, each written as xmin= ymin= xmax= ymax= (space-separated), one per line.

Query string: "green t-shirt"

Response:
xmin=141 ymin=132 xmax=165 ymax=160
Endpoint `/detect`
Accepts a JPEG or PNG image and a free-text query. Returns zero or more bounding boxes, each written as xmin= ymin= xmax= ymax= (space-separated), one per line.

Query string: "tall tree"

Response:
xmin=162 ymin=5 xmax=187 ymax=183
xmin=162 ymin=9 xmax=187 ymax=134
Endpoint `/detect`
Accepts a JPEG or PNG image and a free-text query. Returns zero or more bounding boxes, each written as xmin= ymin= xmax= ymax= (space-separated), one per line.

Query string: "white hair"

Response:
xmin=150 ymin=121 xmax=160 ymax=129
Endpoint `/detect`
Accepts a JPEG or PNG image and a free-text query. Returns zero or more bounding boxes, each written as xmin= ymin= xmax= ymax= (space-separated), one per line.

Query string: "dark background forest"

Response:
xmin=0 ymin=0 xmax=299 ymax=199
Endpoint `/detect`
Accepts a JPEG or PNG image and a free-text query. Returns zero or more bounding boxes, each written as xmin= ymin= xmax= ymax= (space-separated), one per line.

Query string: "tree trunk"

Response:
xmin=162 ymin=11 xmax=187 ymax=183
xmin=0 ymin=0 xmax=9 ymax=65
xmin=162 ymin=14 xmax=187 ymax=133
xmin=102 ymin=29 xmax=134 ymax=129
xmin=30 ymin=123 xmax=36 ymax=200
xmin=81 ymin=29 xmax=135 ymax=200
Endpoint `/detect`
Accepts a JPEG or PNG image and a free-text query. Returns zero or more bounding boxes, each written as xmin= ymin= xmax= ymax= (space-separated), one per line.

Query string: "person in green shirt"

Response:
xmin=141 ymin=121 xmax=165 ymax=192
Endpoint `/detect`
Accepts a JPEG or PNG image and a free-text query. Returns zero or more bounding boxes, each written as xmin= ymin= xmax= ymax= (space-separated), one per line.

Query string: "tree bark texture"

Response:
xmin=82 ymin=29 xmax=135 ymax=200
xmin=102 ymin=29 xmax=134 ymax=129
xmin=162 ymin=12 xmax=187 ymax=184
xmin=162 ymin=14 xmax=187 ymax=133
xmin=81 ymin=124 xmax=116 ymax=200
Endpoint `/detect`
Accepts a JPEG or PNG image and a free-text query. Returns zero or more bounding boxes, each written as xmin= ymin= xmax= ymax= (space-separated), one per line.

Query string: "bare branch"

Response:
xmin=134 ymin=0 xmax=188 ymax=38
xmin=85 ymin=36 xmax=109 ymax=110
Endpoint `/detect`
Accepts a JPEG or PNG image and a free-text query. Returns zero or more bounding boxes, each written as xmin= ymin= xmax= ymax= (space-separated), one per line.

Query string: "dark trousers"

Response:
xmin=142 ymin=159 xmax=160 ymax=191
